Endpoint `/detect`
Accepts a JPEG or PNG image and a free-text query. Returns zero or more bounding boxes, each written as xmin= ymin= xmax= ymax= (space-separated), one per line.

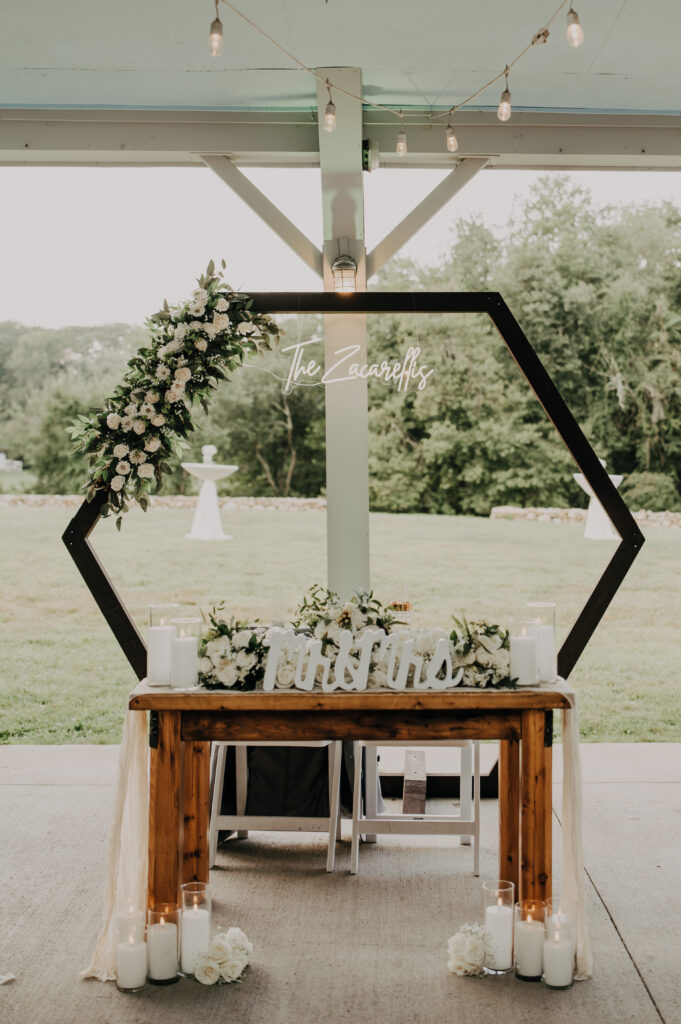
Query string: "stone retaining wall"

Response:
xmin=0 ymin=493 xmax=326 ymax=511
xmin=490 ymin=505 xmax=681 ymax=529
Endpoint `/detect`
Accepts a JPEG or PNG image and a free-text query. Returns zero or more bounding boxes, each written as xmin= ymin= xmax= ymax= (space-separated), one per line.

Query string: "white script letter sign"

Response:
xmin=380 ymin=634 xmax=424 ymax=690
xmin=322 ymin=628 xmax=386 ymax=691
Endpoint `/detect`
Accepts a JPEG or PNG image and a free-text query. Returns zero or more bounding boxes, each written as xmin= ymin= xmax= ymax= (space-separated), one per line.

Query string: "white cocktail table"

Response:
xmin=182 ymin=448 xmax=238 ymax=541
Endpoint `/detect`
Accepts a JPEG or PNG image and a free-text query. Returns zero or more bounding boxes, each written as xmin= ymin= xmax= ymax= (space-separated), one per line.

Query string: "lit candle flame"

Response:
xmin=193 ymin=896 xmax=198 ymax=913
xmin=497 ymin=897 xmax=502 ymax=908
xmin=160 ymin=915 xmax=165 ymax=927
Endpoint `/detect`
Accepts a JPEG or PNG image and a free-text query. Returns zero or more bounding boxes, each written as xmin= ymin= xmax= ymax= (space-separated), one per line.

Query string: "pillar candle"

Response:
xmin=515 ymin=918 xmax=544 ymax=978
xmin=170 ymin=634 xmax=198 ymax=688
xmin=147 ymin=626 xmax=174 ymax=686
xmin=484 ymin=903 xmax=513 ymax=970
xmin=510 ymin=634 xmax=539 ymax=686
xmin=116 ymin=907 xmax=145 ymax=943
xmin=147 ymin=918 xmax=178 ymax=981
xmin=529 ymin=623 xmax=556 ymax=683
xmin=543 ymin=932 xmax=574 ymax=988
xmin=116 ymin=936 xmax=147 ymax=990
xmin=180 ymin=904 xmax=211 ymax=973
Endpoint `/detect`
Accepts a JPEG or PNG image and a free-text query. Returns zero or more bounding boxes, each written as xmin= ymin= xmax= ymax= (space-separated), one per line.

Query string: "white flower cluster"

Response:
xmin=451 ymin=622 xmax=510 ymax=688
xmin=200 ymin=629 xmax=259 ymax=688
xmin=194 ymin=928 xmax=254 ymax=986
xmin=446 ymin=922 xmax=488 ymax=977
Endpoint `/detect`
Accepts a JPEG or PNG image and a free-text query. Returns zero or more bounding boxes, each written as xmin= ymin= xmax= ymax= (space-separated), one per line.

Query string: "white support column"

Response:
xmin=201 ymin=154 xmax=323 ymax=277
xmin=366 ymin=157 xmax=488 ymax=278
xmin=316 ymin=68 xmax=370 ymax=598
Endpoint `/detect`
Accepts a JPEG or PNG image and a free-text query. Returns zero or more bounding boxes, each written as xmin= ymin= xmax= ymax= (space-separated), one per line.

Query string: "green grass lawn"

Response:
xmin=1 ymin=505 xmax=679 ymax=744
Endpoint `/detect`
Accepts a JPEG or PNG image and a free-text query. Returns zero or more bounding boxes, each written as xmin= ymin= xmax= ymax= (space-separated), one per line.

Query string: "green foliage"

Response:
xmin=619 ymin=471 xmax=681 ymax=512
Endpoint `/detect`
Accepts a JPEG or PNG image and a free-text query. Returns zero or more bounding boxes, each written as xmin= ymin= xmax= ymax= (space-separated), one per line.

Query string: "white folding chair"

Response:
xmin=350 ymin=740 xmax=480 ymax=875
xmin=209 ymin=740 xmax=343 ymax=872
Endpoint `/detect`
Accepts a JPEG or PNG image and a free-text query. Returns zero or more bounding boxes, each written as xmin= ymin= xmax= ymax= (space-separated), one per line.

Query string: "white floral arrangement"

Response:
xmin=69 ymin=261 xmax=279 ymax=528
xmin=199 ymin=610 xmax=268 ymax=692
xmin=193 ymin=928 xmax=254 ymax=985
xmin=450 ymin=616 xmax=511 ymax=688
xmin=446 ymin=922 xmax=489 ymax=977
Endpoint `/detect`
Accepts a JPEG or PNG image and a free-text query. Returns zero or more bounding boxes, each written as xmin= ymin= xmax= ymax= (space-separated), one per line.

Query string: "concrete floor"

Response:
xmin=1 ymin=743 xmax=680 ymax=1024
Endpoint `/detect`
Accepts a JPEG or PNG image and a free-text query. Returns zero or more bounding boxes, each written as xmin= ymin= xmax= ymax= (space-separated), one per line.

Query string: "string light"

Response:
xmin=207 ymin=0 xmax=584 ymax=138
xmin=323 ymin=82 xmax=337 ymax=132
xmin=208 ymin=1 xmax=223 ymax=57
xmin=446 ymin=125 xmax=459 ymax=153
xmin=566 ymin=7 xmax=584 ymax=47
xmin=497 ymin=67 xmax=511 ymax=122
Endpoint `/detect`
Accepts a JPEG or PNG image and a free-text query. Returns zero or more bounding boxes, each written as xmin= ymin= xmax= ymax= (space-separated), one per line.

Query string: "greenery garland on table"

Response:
xmin=68 ymin=261 xmax=280 ymax=528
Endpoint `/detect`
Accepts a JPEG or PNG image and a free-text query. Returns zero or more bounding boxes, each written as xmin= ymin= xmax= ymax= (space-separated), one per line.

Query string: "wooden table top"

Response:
xmin=129 ymin=680 xmax=572 ymax=713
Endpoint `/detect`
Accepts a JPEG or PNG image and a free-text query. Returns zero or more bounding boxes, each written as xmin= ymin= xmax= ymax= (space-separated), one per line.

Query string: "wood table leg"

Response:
xmin=520 ymin=709 xmax=552 ymax=902
xmin=148 ymin=711 xmax=182 ymax=909
xmin=498 ymin=738 xmax=520 ymax=894
xmin=182 ymin=739 xmax=211 ymax=884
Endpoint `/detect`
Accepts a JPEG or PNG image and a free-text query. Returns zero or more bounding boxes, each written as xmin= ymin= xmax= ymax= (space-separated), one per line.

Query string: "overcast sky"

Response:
xmin=2 ymin=166 xmax=681 ymax=328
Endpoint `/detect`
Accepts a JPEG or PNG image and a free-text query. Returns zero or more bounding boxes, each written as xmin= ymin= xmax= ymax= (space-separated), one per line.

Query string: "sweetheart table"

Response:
xmin=129 ymin=682 xmax=572 ymax=908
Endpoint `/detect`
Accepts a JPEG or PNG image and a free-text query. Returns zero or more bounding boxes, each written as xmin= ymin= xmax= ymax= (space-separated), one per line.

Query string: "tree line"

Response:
xmin=1 ymin=176 xmax=680 ymax=512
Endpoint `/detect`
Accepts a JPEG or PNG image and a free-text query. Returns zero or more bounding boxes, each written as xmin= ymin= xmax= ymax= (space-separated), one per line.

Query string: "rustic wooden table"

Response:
xmin=129 ymin=683 xmax=572 ymax=909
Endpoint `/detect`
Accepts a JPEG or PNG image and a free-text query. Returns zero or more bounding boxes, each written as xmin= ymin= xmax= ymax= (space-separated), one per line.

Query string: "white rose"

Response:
xmin=194 ymin=338 xmax=208 ymax=352
xmin=156 ymin=364 xmax=171 ymax=381
xmin=145 ymin=437 xmax=161 ymax=453
xmin=110 ymin=475 xmax=125 ymax=492
xmin=132 ymin=419 xmax=146 ymax=435
xmin=139 ymin=402 xmax=155 ymax=418
xmin=219 ymin=951 xmax=248 ymax=983
xmin=106 ymin=412 xmax=121 ymax=430
xmin=199 ymin=657 xmax=213 ymax=674
xmin=128 ymin=450 xmax=147 ymax=464
xmin=237 ymin=321 xmax=254 ymax=335
xmin=194 ymin=954 xmax=220 ymax=986
xmin=215 ymin=296 xmax=229 ymax=311
xmin=235 ymin=650 xmax=256 ymax=672
xmin=232 ymin=630 xmax=251 ymax=650
xmin=167 ymin=383 xmax=185 ymax=403
xmin=174 ymin=366 xmax=192 ymax=384
xmin=206 ymin=636 xmax=230 ymax=663
xmin=124 ymin=403 xmax=138 ymax=417
xmin=174 ymin=323 xmax=187 ymax=342
xmin=216 ymin=663 xmax=239 ymax=687
xmin=189 ymin=298 xmax=206 ymax=316
xmin=151 ymin=414 xmax=165 ymax=427
xmin=113 ymin=443 xmax=129 ymax=458
xmin=116 ymin=460 xmax=130 ymax=475
xmin=212 ymin=312 xmax=230 ymax=332
xmin=138 ymin=463 xmax=154 ymax=479
xmin=145 ymin=390 xmax=159 ymax=404
xmin=275 ymin=666 xmax=296 ymax=689
xmin=120 ymin=416 xmax=133 ymax=431
xmin=225 ymin=927 xmax=253 ymax=959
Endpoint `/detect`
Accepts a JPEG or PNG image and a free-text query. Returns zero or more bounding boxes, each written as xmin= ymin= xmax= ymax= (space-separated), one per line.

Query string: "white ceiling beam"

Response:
xmin=3 ymin=109 xmax=681 ymax=169
xmin=366 ymin=157 xmax=487 ymax=279
xmin=201 ymin=154 xmax=322 ymax=277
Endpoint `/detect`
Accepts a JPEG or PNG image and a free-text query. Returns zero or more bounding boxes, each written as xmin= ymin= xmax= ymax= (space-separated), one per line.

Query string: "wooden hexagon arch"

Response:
xmin=62 ymin=291 xmax=645 ymax=683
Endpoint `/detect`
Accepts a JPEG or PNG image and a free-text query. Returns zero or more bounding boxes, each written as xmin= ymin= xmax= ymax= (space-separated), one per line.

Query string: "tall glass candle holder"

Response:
xmin=147 ymin=906 xmax=180 ymax=985
xmin=116 ymin=917 xmax=147 ymax=993
xmin=116 ymin=896 xmax=145 ymax=944
xmin=180 ymin=881 xmax=212 ymax=975
xmin=147 ymin=604 xmax=180 ymax=686
xmin=509 ymin=618 xmax=540 ymax=687
xmin=514 ymin=899 xmax=546 ymax=981
xmin=481 ymin=880 xmax=514 ymax=974
xmin=543 ymin=917 xmax=574 ymax=989
xmin=526 ymin=602 xmax=557 ymax=683
xmin=170 ymin=617 xmax=201 ymax=689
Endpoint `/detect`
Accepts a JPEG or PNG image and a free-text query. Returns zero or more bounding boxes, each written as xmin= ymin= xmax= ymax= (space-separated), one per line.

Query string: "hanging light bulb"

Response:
xmin=497 ymin=67 xmax=511 ymax=122
xmin=331 ymin=254 xmax=357 ymax=294
xmin=446 ymin=125 xmax=459 ymax=153
xmin=209 ymin=2 xmax=223 ymax=57
xmin=566 ymin=7 xmax=584 ymax=47
xmin=323 ymin=83 xmax=337 ymax=132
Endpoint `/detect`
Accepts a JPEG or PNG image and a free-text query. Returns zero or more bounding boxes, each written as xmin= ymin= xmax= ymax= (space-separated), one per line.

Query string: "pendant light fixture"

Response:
xmin=331 ymin=254 xmax=357 ymax=293
xmin=497 ymin=66 xmax=511 ymax=122
xmin=566 ymin=7 xmax=584 ymax=47
xmin=209 ymin=1 xmax=223 ymax=57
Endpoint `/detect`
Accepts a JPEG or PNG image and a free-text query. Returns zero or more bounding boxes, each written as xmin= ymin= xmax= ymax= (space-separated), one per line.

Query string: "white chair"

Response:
xmin=209 ymin=740 xmax=343 ymax=872
xmin=350 ymin=740 xmax=480 ymax=875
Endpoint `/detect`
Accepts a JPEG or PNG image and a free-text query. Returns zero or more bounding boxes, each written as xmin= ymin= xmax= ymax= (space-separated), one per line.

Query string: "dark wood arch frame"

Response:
xmin=62 ymin=291 xmax=645 ymax=683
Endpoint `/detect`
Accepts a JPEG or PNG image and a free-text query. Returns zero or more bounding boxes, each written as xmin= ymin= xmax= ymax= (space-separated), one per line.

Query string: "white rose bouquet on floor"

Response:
xmin=68 ymin=260 xmax=280 ymax=529
xmin=194 ymin=928 xmax=254 ymax=985
xmin=449 ymin=616 xmax=513 ymax=688
xmin=446 ymin=922 xmax=489 ymax=976
xmin=199 ymin=608 xmax=268 ymax=692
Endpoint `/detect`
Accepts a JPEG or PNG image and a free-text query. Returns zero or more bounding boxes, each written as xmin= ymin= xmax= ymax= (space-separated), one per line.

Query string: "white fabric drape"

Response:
xmin=559 ymin=685 xmax=593 ymax=980
xmin=81 ymin=708 xmax=149 ymax=982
